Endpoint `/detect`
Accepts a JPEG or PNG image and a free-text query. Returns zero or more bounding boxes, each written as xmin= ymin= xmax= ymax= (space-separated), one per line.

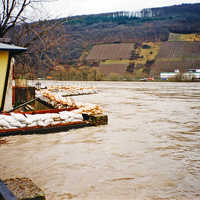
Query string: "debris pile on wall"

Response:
xmin=37 ymin=88 xmax=103 ymax=115
xmin=40 ymin=86 xmax=97 ymax=96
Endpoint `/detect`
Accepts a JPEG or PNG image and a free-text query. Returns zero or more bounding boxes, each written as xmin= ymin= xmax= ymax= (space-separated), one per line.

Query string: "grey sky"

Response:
xmin=45 ymin=0 xmax=200 ymax=18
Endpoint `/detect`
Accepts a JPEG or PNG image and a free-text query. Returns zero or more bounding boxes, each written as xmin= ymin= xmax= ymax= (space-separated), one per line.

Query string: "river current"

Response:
xmin=1 ymin=81 xmax=200 ymax=200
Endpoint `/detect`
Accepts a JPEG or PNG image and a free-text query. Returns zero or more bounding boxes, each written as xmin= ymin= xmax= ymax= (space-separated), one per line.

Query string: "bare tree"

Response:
xmin=11 ymin=19 xmax=71 ymax=78
xmin=0 ymin=0 xmax=66 ymax=79
xmin=0 ymin=0 xmax=56 ymax=37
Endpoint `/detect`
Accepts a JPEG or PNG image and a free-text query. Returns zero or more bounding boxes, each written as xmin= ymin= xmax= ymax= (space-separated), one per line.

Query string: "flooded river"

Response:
xmin=1 ymin=81 xmax=200 ymax=200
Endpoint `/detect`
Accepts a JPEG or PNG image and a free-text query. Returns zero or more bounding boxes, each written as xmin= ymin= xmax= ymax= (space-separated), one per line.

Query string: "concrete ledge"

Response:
xmin=3 ymin=178 xmax=45 ymax=200
xmin=0 ymin=122 xmax=91 ymax=137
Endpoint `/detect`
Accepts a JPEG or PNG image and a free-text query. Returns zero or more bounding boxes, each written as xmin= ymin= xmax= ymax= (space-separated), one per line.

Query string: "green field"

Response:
xmin=169 ymin=33 xmax=200 ymax=41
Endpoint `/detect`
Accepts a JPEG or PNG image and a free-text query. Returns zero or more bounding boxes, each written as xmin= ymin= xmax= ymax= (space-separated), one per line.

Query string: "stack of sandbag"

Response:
xmin=38 ymin=91 xmax=76 ymax=108
xmin=38 ymin=89 xmax=104 ymax=115
xmin=72 ymin=103 xmax=103 ymax=115
xmin=0 ymin=111 xmax=83 ymax=130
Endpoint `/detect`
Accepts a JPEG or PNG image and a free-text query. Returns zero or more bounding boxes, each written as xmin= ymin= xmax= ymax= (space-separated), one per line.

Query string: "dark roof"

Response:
xmin=0 ymin=42 xmax=26 ymax=54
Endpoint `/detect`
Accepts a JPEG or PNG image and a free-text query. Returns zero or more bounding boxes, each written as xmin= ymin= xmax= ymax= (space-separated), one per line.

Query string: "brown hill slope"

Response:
xmin=151 ymin=41 xmax=200 ymax=77
xmin=99 ymin=63 xmax=129 ymax=75
xmin=87 ymin=43 xmax=134 ymax=61
xmin=157 ymin=42 xmax=200 ymax=58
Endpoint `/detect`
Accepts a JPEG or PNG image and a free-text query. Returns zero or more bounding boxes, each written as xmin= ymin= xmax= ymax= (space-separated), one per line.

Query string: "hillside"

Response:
xmin=9 ymin=3 xmax=200 ymax=79
xmin=85 ymin=43 xmax=134 ymax=75
xmin=87 ymin=43 xmax=134 ymax=61
xmin=151 ymin=41 xmax=200 ymax=77
xmin=99 ymin=63 xmax=129 ymax=75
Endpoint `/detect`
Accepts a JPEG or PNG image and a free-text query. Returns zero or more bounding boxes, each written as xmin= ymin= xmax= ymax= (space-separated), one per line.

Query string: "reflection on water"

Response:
xmin=1 ymin=82 xmax=200 ymax=200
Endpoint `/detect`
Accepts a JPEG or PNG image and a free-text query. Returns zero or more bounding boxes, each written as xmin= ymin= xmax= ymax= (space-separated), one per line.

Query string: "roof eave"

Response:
xmin=0 ymin=48 xmax=27 ymax=54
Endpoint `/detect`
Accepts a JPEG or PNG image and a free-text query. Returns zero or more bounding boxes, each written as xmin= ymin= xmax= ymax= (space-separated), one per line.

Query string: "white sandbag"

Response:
xmin=59 ymin=111 xmax=71 ymax=120
xmin=0 ymin=119 xmax=12 ymax=129
xmin=37 ymin=120 xmax=47 ymax=127
xmin=41 ymin=121 xmax=50 ymax=127
xmin=51 ymin=120 xmax=62 ymax=126
xmin=0 ymin=115 xmax=6 ymax=120
xmin=64 ymin=118 xmax=70 ymax=123
xmin=51 ymin=113 xmax=60 ymax=119
xmin=42 ymin=118 xmax=54 ymax=126
xmin=9 ymin=119 xmax=23 ymax=128
xmin=44 ymin=118 xmax=54 ymax=126
xmin=19 ymin=123 xmax=26 ymax=128
xmin=2 ymin=115 xmax=13 ymax=121
xmin=10 ymin=113 xmax=27 ymax=123
xmin=69 ymin=112 xmax=83 ymax=120
xmin=34 ymin=114 xmax=45 ymax=121
xmin=70 ymin=118 xmax=80 ymax=122
xmin=25 ymin=114 xmax=36 ymax=123
xmin=75 ymin=114 xmax=83 ymax=120
xmin=1 ymin=115 xmax=23 ymax=128
xmin=24 ymin=117 xmax=33 ymax=125
xmin=72 ymin=108 xmax=84 ymax=114
xmin=27 ymin=122 xmax=37 ymax=127
xmin=26 ymin=114 xmax=44 ymax=122
xmin=2 ymin=115 xmax=15 ymax=123
xmin=42 ymin=113 xmax=54 ymax=120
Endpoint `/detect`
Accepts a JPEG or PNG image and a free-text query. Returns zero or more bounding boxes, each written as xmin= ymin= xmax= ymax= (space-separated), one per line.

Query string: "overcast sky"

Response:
xmin=44 ymin=0 xmax=200 ymax=19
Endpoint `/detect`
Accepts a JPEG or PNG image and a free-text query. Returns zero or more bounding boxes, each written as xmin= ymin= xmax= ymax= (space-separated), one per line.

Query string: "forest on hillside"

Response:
xmin=8 ymin=3 xmax=200 ymax=79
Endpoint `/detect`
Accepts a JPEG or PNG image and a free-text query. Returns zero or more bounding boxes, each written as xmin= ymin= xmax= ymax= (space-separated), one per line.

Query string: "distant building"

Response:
xmin=160 ymin=69 xmax=200 ymax=80
xmin=160 ymin=71 xmax=179 ymax=80
xmin=182 ymin=69 xmax=200 ymax=80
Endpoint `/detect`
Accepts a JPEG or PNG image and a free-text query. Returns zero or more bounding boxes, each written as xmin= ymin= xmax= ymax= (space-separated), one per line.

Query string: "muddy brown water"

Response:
xmin=1 ymin=81 xmax=200 ymax=200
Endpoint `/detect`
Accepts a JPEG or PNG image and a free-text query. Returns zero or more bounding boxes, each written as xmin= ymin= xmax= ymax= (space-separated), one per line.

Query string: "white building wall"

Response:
xmin=160 ymin=72 xmax=178 ymax=79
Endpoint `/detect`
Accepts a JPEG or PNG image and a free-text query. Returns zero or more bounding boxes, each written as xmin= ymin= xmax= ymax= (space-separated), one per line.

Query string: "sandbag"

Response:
xmin=11 ymin=113 xmax=27 ymax=124
xmin=0 ymin=119 xmax=11 ymax=129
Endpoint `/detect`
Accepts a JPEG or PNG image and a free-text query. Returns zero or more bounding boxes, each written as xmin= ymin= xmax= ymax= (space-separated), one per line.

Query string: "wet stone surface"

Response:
xmin=3 ymin=178 xmax=45 ymax=200
xmin=88 ymin=114 xmax=108 ymax=126
xmin=0 ymin=139 xmax=8 ymax=145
